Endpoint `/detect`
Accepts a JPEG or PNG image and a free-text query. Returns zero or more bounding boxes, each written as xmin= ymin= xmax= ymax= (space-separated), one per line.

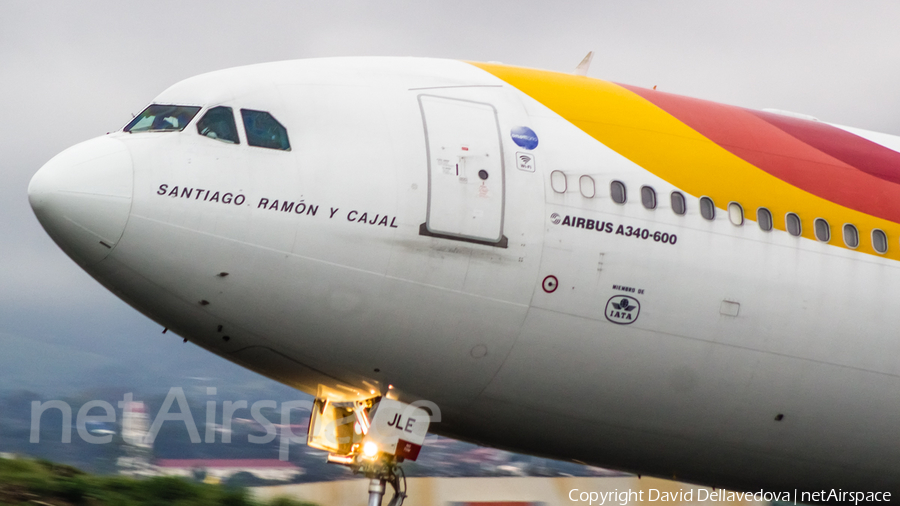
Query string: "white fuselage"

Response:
xmin=28 ymin=57 xmax=900 ymax=494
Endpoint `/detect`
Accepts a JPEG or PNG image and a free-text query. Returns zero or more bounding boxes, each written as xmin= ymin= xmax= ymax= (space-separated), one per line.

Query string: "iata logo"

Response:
xmin=605 ymin=295 xmax=640 ymax=325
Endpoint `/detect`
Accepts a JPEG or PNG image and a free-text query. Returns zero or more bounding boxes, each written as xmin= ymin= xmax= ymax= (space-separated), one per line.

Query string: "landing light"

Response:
xmin=363 ymin=441 xmax=380 ymax=458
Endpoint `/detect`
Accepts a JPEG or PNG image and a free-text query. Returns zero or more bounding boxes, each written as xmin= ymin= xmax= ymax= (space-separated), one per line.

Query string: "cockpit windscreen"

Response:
xmin=125 ymin=105 xmax=201 ymax=133
xmin=197 ymin=106 xmax=239 ymax=144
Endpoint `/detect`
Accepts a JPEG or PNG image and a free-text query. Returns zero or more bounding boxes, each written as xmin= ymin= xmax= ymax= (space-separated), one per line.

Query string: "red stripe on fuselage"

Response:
xmin=751 ymin=110 xmax=900 ymax=186
xmin=620 ymin=84 xmax=900 ymax=224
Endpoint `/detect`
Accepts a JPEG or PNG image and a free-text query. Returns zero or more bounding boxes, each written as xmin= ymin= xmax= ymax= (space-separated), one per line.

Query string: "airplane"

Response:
xmin=27 ymin=56 xmax=900 ymax=504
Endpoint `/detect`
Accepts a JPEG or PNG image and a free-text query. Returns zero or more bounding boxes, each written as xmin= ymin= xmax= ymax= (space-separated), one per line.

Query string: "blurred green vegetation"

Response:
xmin=0 ymin=457 xmax=316 ymax=506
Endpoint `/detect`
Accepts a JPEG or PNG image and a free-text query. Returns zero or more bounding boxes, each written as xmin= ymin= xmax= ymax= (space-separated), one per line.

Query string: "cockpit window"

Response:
xmin=197 ymin=106 xmax=239 ymax=144
xmin=124 ymin=104 xmax=201 ymax=133
xmin=241 ymin=109 xmax=290 ymax=151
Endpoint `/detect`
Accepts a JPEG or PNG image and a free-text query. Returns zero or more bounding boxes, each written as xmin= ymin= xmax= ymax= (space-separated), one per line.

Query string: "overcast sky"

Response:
xmin=3 ymin=1 xmax=900 ymax=395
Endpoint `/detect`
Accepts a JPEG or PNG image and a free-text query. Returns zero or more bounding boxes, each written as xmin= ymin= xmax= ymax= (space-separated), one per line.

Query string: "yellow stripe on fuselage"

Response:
xmin=469 ymin=62 xmax=898 ymax=259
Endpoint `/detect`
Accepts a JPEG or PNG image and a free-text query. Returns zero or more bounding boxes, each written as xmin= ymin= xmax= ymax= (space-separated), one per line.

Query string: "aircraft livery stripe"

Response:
xmin=750 ymin=110 xmax=900 ymax=186
xmin=467 ymin=61 xmax=899 ymax=258
xmin=619 ymin=84 xmax=900 ymax=225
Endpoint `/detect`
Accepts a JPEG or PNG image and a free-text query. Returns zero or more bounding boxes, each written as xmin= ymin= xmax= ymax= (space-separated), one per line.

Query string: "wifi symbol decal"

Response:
xmin=516 ymin=152 xmax=535 ymax=172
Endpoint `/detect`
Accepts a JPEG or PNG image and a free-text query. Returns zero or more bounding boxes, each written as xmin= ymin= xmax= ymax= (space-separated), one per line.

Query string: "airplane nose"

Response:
xmin=28 ymin=136 xmax=133 ymax=266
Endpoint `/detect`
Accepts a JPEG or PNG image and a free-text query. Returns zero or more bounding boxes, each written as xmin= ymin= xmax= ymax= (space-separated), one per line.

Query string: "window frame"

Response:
xmin=579 ymin=175 xmax=595 ymax=198
xmin=699 ymin=196 xmax=716 ymax=221
xmin=240 ymin=108 xmax=291 ymax=151
xmin=785 ymin=213 xmax=802 ymax=237
xmin=842 ymin=223 xmax=859 ymax=249
xmin=727 ymin=202 xmax=744 ymax=226
xmin=670 ymin=191 xmax=687 ymax=215
xmin=124 ymin=104 xmax=202 ymax=133
xmin=610 ymin=180 xmax=627 ymax=205
xmin=640 ymin=186 xmax=657 ymax=209
xmin=757 ymin=207 xmax=773 ymax=232
xmin=872 ymin=229 xmax=888 ymax=254
xmin=814 ymin=218 xmax=831 ymax=242
xmin=196 ymin=106 xmax=240 ymax=144
xmin=550 ymin=171 xmax=567 ymax=193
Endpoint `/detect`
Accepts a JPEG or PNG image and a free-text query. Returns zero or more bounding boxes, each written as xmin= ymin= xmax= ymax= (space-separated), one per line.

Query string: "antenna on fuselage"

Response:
xmin=574 ymin=51 xmax=594 ymax=76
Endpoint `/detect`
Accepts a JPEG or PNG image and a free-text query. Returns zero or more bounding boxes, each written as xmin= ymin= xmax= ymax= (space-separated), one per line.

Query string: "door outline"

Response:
xmin=417 ymin=94 xmax=508 ymax=248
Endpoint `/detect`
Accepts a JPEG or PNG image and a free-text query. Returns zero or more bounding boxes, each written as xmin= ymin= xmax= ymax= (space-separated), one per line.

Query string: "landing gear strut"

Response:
xmin=365 ymin=459 xmax=406 ymax=506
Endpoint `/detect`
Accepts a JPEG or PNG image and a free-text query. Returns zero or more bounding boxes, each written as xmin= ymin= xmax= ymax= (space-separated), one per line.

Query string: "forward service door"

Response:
xmin=419 ymin=95 xmax=507 ymax=247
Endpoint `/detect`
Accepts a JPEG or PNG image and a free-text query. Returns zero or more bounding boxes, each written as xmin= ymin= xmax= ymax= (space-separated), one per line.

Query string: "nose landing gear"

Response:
xmin=308 ymin=395 xmax=429 ymax=506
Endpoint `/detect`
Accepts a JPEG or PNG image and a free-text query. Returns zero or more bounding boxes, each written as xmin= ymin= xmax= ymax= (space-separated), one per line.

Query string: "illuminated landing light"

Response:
xmin=363 ymin=441 xmax=379 ymax=458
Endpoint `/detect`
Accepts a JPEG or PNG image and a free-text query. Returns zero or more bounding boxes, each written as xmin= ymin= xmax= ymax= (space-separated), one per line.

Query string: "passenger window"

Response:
xmin=814 ymin=218 xmax=830 ymax=242
xmin=550 ymin=171 xmax=567 ymax=193
xmin=843 ymin=224 xmax=859 ymax=248
xmin=670 ymin=191 xmax=686 ymax=215
xmin=641 ymin=186 xmax=657 ymax=209
xmin=786 ymin=213 xmax=802 ymax=237
xmin=610 ymin=181 xmax=626 ymax=204
xmin=197 ymin=106 xmax=239 ymax=144
xmin=873 ymin=229 xmax=888 ymax=254
xmin=699 ymin=196 xmax=715 ymax=220
xmin=757 ymin=208 xmax=773 ymax=231
xmin=241 ymin=109 xmax=291 ymax=150
xmin=579 ymin=175 xmax=595 ymax=198
xmin=125 ymin=104 xmax=201 ymax=132
xmin=728 ymin=202 xmax=743 ymax=226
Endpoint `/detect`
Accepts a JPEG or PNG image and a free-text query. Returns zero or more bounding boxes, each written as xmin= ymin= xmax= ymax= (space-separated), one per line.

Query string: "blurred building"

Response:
xmin=117 ymin=401 xmax=155 ymax=477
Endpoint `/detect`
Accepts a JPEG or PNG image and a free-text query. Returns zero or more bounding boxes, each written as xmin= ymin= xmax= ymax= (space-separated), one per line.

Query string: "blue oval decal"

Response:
xmin=511 ymin=126 xmax=539 ymax=150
